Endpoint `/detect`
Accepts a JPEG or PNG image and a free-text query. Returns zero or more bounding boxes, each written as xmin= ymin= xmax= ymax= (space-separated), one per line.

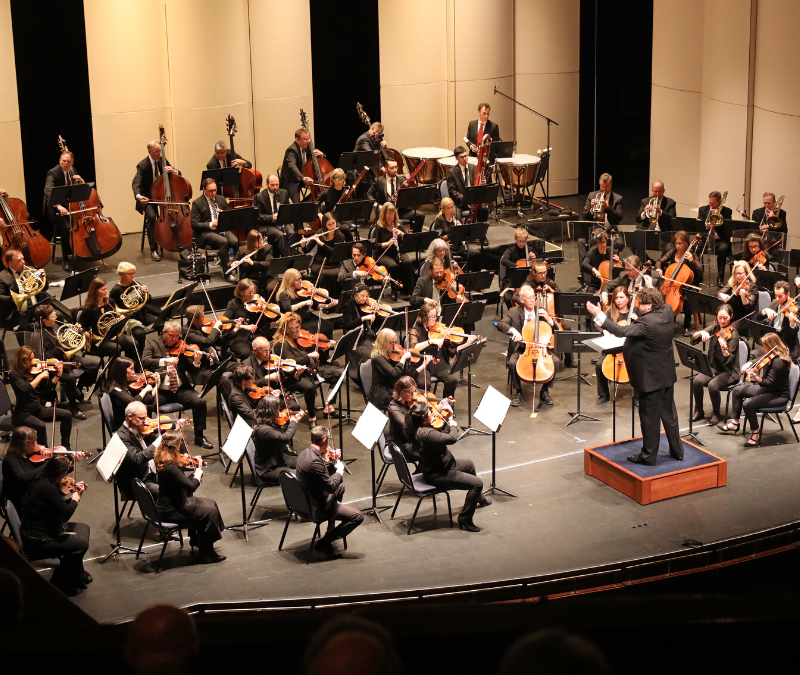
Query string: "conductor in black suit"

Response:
xmin=132 ymin=140 xmax=181 ymax=262
xmin=206 ymin=140 xmax=251 ymax=170
xmin=466 ymin=102 xmax=500 ymax=157
xmin=255 ymin=174 xmax=292 ymax=257
xmin=295 ymin=426 xmax=363 ymax=558
xmin=368 ymin=159 xmax=425 ymax=232
xmin=586 ymin=287 xmax=682 ymax=465
xmin=44 ymin=150 xmax=85 ymax=271
xmin=698 ymin=190 xmax=733 ymax=285
xmin=280 ymin=127 xmax=323 ymax=204
xmin=190 ymin=178 xmax=238 ymax=283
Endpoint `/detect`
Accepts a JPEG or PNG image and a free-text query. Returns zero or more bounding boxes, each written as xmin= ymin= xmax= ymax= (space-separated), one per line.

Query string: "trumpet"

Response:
xmin=11 ymin=266 xmax=46 ymax=311
xmin=644 ymin=197 xmax=660 ymax=228
xmin=116 ymin=280 xmax=148 ymax=315
xmin=592 ymin=192 xmax=607 ymax=222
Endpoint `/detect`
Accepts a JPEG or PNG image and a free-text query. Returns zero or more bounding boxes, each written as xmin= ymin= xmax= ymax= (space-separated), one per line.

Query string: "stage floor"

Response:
xmin=15 ymin=197 xmax=800 ymax=624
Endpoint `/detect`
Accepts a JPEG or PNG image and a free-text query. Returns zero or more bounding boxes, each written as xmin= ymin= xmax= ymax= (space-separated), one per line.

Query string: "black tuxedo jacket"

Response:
xmin=43 ymin=165 xmax=78 ymax=213
xmin=582 ymin=190 xmax=624 ymax=225
xmin=255 ymin=188 xmax=289 ymax=225
xmin=751 ymin=207 xmax=788 ymax=235
xmin=636 ymin=196 xmax=677 ymax=228
xmin=496 ymin=305 xmax=538 ymax=362
xmin=354 ymin=131 xmax=381 ymax=152
xmin=447 ymin=164 xmax=477 ymax=206
xmin=466 ymin=119 xmax=500 ymax=156
xmin=243 ymin=353 xmax=277 ymax=387
xmin=295 ymin=444 xmax=342 ymax=519
xmin=116 ymin=423 xmax=158 ymax=499
xmin=190 ymin=194 xmax=230 ymax=234
xmin=697 ymin=205 xmax=733 ymax=241
xmin=280 ymin=141 xmax=306 ymax=189
xmin=206 ymin=150 xmax=251 ymax=170
xmin=142 ymin=335 xmax=203 ymax=386
xmin=132 ymin=156 xmax=178 ymax=214
xmin=0 ymin=268 xmax=49 ymax=327
xmin=600 ymin=305 xmax=677 ymax=393
xmin=368 ymin=175 xmax=407 ymax=205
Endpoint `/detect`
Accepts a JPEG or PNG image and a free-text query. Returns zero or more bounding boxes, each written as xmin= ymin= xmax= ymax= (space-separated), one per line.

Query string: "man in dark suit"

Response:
xmin=190 ymin=178 xmax=239 ymax=283
xmin=43 ymin=150 xmax=85 ymax=271
xmin=354 ymin=122 xmax=385 ymax=199
xmin=255 ymin=174 xmax=292 ymax=257
xmin=586 ymin=287 xmax=682 ymax=465
xmin=698 ymin=190 xmax=733 ymax=285
xmin=410 ymin=258 xmax=454 ymax=311
xmin=295 ymin=426 xmax=363 ymax=558
xmin=496 ymin=284 xmax=560 ymax=408
xmin=280 ymin=128 xmax=323 ymax=204
xmin=579 ymin=172 xmax=625 ymax=277
xmin=635 ymin=180 xmax=677 ymax=230
xmin=337 ymin=242 xmax=376 ymax=292
xmin=368 ymin=160 xmax=425 ymax=232
xmin=447 ymin=146 xmax=476 ymax=214
xmin=206 ymin=140 xmax=251 ymax=170
xmin=115 ymin=401 xmax=160 ymax=500
xmin=132 ymin=140 xmax=181 ymax=262
xmin=752 ymin=191 xmax=788 ymax=246
xmin=0 ymin=249 xmax=50 ymax=331
xmin=466 ymin=102 xmax=501 ymax=157
xmin=142 ymin=321 xmax=212 ymax=449
xmin=757 ymin=280 xmax=800 ymax=361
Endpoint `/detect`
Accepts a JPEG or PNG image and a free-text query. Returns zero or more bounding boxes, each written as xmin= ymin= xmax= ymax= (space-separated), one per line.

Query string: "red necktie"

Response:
xmin=477 ymin=122 xmax=485 ymax=144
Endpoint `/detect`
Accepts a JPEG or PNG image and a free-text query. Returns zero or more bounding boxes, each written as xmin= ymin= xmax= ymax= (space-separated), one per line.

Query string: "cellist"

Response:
xmin=496 ymin=284 xmax=560 ymax=408
xmin=595 ymin=286 xmax=632 ymax=405
xmin=44 ymin=149 xmax=84 ymax=272
xmin=582 ymin=228 xmax=621 ymax=292
xmin=655 ymin=231 xmax=703 ymax=335
xmin=500 ymin=227 xmax=537 ymax=302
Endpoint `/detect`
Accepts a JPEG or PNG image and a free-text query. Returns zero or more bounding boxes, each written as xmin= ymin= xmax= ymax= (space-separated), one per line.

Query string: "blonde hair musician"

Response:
xmin=371 ymin=202 xmax=414 ymax=292
xmin=368 ymin=327 xmax=431 ymax=410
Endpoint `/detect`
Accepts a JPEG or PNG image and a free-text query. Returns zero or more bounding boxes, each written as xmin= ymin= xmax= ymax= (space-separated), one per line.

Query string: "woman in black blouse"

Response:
xmin=252 ymin=395 xmax=305 ymax=484
xmin=430 ymin=197 xmax=482 ymax=272
xmin=655 ymin=230 xmax=704 ymax=333
xmin=1 ymin=426 xmax=44 ymax=516
xmin=105 ymin=356 xmax=159 ymax=429
xmin=154 ymin=430 xmax=225 ymax=564
xmin=691 ymin=304 xmax=742 ymax=426
xmin=301 ymin=213 xmax=347 ymax=299
xmin=234 ymin=229 xmax=276 ymax=296
xmin=276 ymin=268 xmax=337 ymax=340
xmin=21 ymin=456 xmax=90 ymax=596
xmin=582 ymin=228 xmax=621 ymax=293
xmin=223 ymin=279 xmax=268 ymax=359
xmin=596 ymin=286 xmax=631 ymax=404
xmin=80 ymin=277 xmax=137 ymax=360
xmin=9 ymin=346 xmax=73 ymax=448
xmin=386 ymin=376 xmax=420 ymax=462
xmin=371 ymin=202 xmax=414 ymax=292
xmin=316 ymin=168 xmax=348 ymax=215
xmin=717 ymin=260 xmax=757 ymax=326
xmin=369 ymin=328 xmax=428 ymax=410
xmin=721 ymin=332 xmax=791 ymax=445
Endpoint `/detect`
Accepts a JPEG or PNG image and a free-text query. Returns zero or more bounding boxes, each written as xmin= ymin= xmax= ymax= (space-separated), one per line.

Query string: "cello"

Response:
xmin=661 ymin=233 xmax=702 ymax=316
xmin=515 ymin=289 xmax=556 ymax=386
xmin=0 ymin=191 xmax=50 ymax=269
xmin=57 ymin=136 xmax=122 ymax=262
xmin=150 ymin=125 xmax=194 ymax=252
xmin=601 ymin=295 xmax=634 ymax=385
xmin=597 ymin=230 xmax=622 ymax=289
xmin=300 ymin=109 xmax=334 ymax=201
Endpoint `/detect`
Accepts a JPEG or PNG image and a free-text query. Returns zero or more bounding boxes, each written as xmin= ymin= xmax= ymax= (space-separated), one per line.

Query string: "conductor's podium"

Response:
xmin=584 ymin=433 xmax=727 ymax=505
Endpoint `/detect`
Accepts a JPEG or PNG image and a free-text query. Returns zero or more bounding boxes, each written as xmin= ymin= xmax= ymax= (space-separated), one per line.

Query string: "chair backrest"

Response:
xmin=389 ymin=445 xmax=415 ymax=493
xmin=757 ymin=291 xmax=772 ymax=315
xmin=359 ymin=360 xmax=373 ymax=402
xmin=788 ymin=364 xmax=800 ymax=406
xmin=377 ymin=432 xmax=392 ymax=463
xmin=0 ymin=383 xmax=10 ymax=419
xmin=736 ymin=339 xmax=749 ymax=371
xmin=439 ymin=178 xmax=448 ymax=201
xmin=244 ymin=438 xmax=257 ymax=476
xmin=132 ymin=478 xmax=162 ymax=526
xmin=220 ymin=397 xmax=234 ymax=429
xmin=278 ymin=471 xmax=314 ymax=521
xmin=99 ymin=393 xmax=115 ymax=438
xmin=5 ymin=499 xmax=22 ymax=549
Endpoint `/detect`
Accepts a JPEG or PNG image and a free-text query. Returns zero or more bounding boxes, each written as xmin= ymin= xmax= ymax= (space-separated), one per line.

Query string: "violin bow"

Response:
xmin=252 ymin=278 xmax=279 ymax=330
xmin=200 ymin=280 xmax=220 ymax=322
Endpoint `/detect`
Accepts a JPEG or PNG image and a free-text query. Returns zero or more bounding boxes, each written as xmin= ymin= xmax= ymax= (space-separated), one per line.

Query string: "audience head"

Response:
xmin=125 ymin=604 xmax=200 ymax=673
xmin=497 ymin=628 xmax=610 ymax=675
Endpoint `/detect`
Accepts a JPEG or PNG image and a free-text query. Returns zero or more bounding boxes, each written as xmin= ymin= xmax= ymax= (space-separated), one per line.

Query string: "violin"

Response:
xmin=28 ymin=445 xmax=92 ymax=463
xmin=59 ymin=476 xmax=86 ymax=496
xmin=389 ymin=343 xmax=425 ymax=363
xmin=141 ymin=415 xmax=175 ymax=435
xmin=437 ymin=267 xmax=467 ymax=302
xmin=247 ymin=385 xmax=280 ymax=400
xmin=129 ymin=370 xmax=157 ymax=390
xmin=0 ymin=192 xmax=50 ymax=268
xmin=30 ymin=358 xmax=77 ymax=374
xmin=418 ymin=392 xmax=455 ymax=429
xmin=297 ymin=279 xmax=332 ymax=304
xmin=361 ymin=297 xmax=393 ymax=318
xmin=269 ymin=354 xmax=306 ymax=374
xmin=151 ymin=125 xmax=194 ymax=251
xmin=429 ymin=321 xmax=468 ymax=345
xmin=245 ymin=295 xmax=281 ymax=319
xmin=717 ymin=325 xmax=734 ymax=350
xmin=661 ymin=233 xmax=702 ymax=316
xmin=167 ymin=340 xmax=214 ymax=360
xmin=743 ymin=346 xmax=779 ymax=382
xmin=276 ymin=408 xmax=305 ymax=426
xmin=201 ymin=316 xmax=234 ymax=333
xmin=178 ymin=453 xmax=207 ymax=469
xmin=357 ymin=256 xmax=401 ymax=287
xmin=296 ymin=328 xmax=334 ymax=351
xmin=748 ymin=239 xmax=779 ymax=268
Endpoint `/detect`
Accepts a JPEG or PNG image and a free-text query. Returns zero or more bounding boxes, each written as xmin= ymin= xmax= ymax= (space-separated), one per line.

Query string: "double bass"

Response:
xmin=222 ymin=114 xmax=262 ymax=241
xmin=150 ymin=125 xmax=193 ymax=252
xmin=300 ymin=109 xmax=334 ymax=201
xmin=356 ymin=103 xmax=405 ymax=176
xmin=57 ymin=136 xmax=122 ymax=261
xmin=0 ymin=192 xmax=50 ymax=269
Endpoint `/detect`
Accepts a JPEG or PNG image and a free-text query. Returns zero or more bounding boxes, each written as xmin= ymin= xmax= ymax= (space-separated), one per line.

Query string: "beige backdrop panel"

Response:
xmin=515 ymin=0 xmax=580 ymax=73
xmin=650 ymin=87 xmax=702 ymax=216
xmin=701 ymin=0 xmax=750 ymax=106
xmin=252 ymin=96 xmax=314 ymax=179
xmin=754 ymin=0 xmax=800 ymax=116
xmin=697 ymin=97 xmax=748 ymax=211
xmin=453 ymin=77 xmax=513 ymax=151
xmin=652 ymin=0 xmax=704 ymax=92
xmin=382 ymin=83 xmax=450 ymax=161
xmin=0 ymin=1 xmax=22 ymax=197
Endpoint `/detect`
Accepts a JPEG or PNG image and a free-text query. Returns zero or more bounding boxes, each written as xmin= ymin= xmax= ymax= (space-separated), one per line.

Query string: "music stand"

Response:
xmin=330 ymin=326 xmax=364 ymax=425
xmin=754 ymin=269 xmax=787 ymax=289
xmin=442 ymin=301 xmax=485 ymax=343
xmin=674 ymin=340 xmax=712 ymax=446
xmin=627 ymin=230 xmax=661 ymax=261
xmin=276 ymin=202 xmax=318 ymax=231
xmin=333 ymin=200 xmax=373 ymax=233
xmin=488 ymin=141 xmax=516 ymax=163
xmin=201 ymin=168 xmax=241 ymax=192
xmin=398 ymin=230 xmax=437 ymax=267
xmin=462 ymin=184 xmax=500 ymax=218
xmin=200 ymin=356 xmax=232 ymax=400
xmin=554 ymin=292 xmax=598 ymax=384
xmin=48 ymin=183 xmax=93 ymax=208
xmin=457 ymin=270 xmax=494 ymax=297
xmin=96 ymin=315 xmax=130 ymax=355
xmin=583 ymin=334 xmax=630 ymax=442
xmin=683 ymin=289 xmax=721 ymax=326
xmin=569 ymin=220 xmax=600 ymax=245
xmin=325 ymin=368 xmax=355 ymax=474
xmin=324 ymin=241 xmax=355 ymax=265
xmin=473 ymin=385 xmax=516 ymax=498
xmin=554 ymin=331 xmax=602 ymax=427
xmin=161 ymin=281 xmax=198 ymax=331
xmin=266 ymin=254 xmax=312 ymax=277
xmin=395 ymin=185 xmax=437 ymax=222
xmin=452 ymin=338 xmax=489 ymax=439
xmin=59 ymin=267 xmax=99 ymax=306
xmin=377 ymin=311 xmax=406 ymax=335
xmin=338 ymin=151 xmax=380 ymax=173
xmin=216 ymin=206 xmax=257 ymax=233
xmin=746 ymin=318 xmax=777 ymax=350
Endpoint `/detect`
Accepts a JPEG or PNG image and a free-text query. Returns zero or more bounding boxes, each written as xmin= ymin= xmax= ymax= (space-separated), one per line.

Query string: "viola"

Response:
xmin=389 ymin=343 xmax=424 ymax=363
xmin=28 ymin=445 xmax=92 ymax=463
xmin=151 ymin=125 xmax=194 ymax=251
xmin=0 ymin=193 xmax=50 ymax=268
xmin=300 ymin=109 xmax=335 ymax=201
xmin=743 ymin=347 xmax=779 ymax=382
xmin=247 ymin=385 xmax=280 ymax=400
xmin=429 ymin=321 xmax=468 ymax=345
xmin=59 ymin=476 xmax=85 ymax=496
xmin=141 ymin=415 xmax=175 ymax=435
xmin=167 ymin=340 xmax=213 ymax=360
xmin=129 ymin=370 xmax=157 ymax=390
xmin=361 ymin=297 xmax=393 ymax=317
xmin=178 ymin=453 xmax=207 ymax=469
xmin=296 ymin=328 xmax=334 ymax=351
xmin=437 ymin=268 xmax=466 ymax=302
xmin=357 ymin=256 xmax=399 ymax=287
xmin=245 ymin=295 xmax=281 ymax=319
xmin=30 ymin=358 xmax=77 ymax=375
xmin=422 ymin=395 xmax=455 ymax=429
xmin=269 ymin=354 xmax=306 ymax=374
xmin=661 ymin=233 xmax=702 ymax=316
xmin=276 ymin=408 xmax=304 ymax=426
xmin=297 ymin=279 xmax=331 ymax=304
xmin=718 ymin=325 xmax=734 ymax=350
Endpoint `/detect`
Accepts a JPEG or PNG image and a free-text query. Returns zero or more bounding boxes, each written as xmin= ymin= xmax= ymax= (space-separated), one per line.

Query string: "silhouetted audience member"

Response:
xmin=497 ymin=628 xmax=610 ymax=675
xmin=125 ymin=604 xmax=200 ymax=675
xmin=0 ymin=568 xmax=23 ymax=627
xmin=302 ymin=614 xmax=402 ymax=675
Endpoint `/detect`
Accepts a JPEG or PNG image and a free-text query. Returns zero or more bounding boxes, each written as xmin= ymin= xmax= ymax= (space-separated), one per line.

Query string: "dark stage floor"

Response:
xmin=13 ymin=196 xmax=800 ymax=624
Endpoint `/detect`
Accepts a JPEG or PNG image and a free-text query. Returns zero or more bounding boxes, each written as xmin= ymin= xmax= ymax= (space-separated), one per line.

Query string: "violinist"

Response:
xmin=206 ymin=139 xmax=251 ymax=169
xmin=277 ymin=268 xmax=337 ymax=340
xmin=600 ymin=255 xmax=652 ymax=306
xmin=420 ymin=238 xmax=456 ymax=279
xmin=44 ymin=149 xmax=84 ymax=271
xmin=337 ymin=242 xmax=375 ymax=292
xmin=497 ymin=285 xmax=560 ymax=408
xmin=737 ymin=233 xmax=771 ymax=271
xmin=133 ymin=139 xmax=181 ymax=262
xmin=243 ymin=338 xmax=298 ymax=402
xmin=342 ymin=284 xmax=378 ymax=354
xmin=184 ymin=305 xmax=226 ymax=355
xmin=301 ymin=213 xmax=347 ymax=298
xmin=371 ymin=202 xmax=414 ymax=292
xmin=691 ymin=304 xmax=741 ymax=427
xmin=255 ymin=174 xmax=292 ymax=257
xmin=697 ymin=191 xmax=733 ymax=285
xmin=410 ymin=300 xmax=478 ymax=401
xmin=234 ymin=230 xmax=275 ymax=295
xmin=316 ymin=168 xmax=348 ymax=215
xmin=9 ymin=345 xmax=73 ymax=448
xmin=21 ymin=456 xmax=90 ymax=596
xmin=757 ymin=280 xmax=800 ymax=361
xmin=595 ymin=286 xmax=632 ymax=405
xmin=154 ymin=430 xmax=225 ymax=564
xmin=717 ymin=261 xmax=757 ymax=326
xmin=80 ymin=277 xmax=138 ymax=360
xmin=0 ymin=249 xmax=52 ymax=332
xmin=386 ymin=377 xmax=421 ymax=463
xmin=722 ymin=333 xmax=791 ymax=445
xmin=110 ymin=262 xmax=161 ymax=350
xmin=368 ymin=159 xmax=425 ymax=231
xmin=280 ymin=127 xmax=324 ymax=204
xmin=369 ymin=327 xmax=431 ymax=411
xmin=105 ymin=357 xmax=158 ymax=429
xmin=273 ymin=312 xmax=342 ymax=426
xmin=190 ymin=178 xmax=239 ymax=284
xmin=224 ymin=279 xmax=269 ymax=359
xmin=655 ymin=231 xmax=704 ymax=334
xmin=582 ymin=228 xmax=620 ymax=292
xmin=143 ymin=321 xmax=212 ymax=450
xmin=253 ymin=395 xmax=305 ymax=484
xmin=406 ymin=400 xmax=489 ymax=533
xmin=410 ymin=258 xmax=451 ymax=312
xmin=2 ymin=427 xmax=46 ymax=517
xmin=228 ymin=364 xmax=258 ymax=426
xmin=431 ymin=197 xmax=482 ymax=271
xmin=116 ymin=401 xmax=163 ymax=500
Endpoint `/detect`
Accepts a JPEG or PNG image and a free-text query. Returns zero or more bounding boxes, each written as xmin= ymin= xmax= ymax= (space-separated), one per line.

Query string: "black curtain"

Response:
xmin=579 ymin=0 xmax=653 ymax=196
xmin=309 ymin=0 xmax=380 ymax=170
xmin=10 ymin=0 xmax=94 ymax=231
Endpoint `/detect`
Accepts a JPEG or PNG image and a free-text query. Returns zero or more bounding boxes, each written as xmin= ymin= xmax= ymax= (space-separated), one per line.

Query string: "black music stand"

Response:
xmin=95 ymin=315 xmax=130 ymax=356
xmin=201 ymin=168 xmax=241 ymax=192
xmin=324 ymin=241 xmax=355 ymax=265
xmin=746 ymin=318 xmax=777 ymax=349
xmin=325 ymin=369 xmax=355 ymax=474
xmin=627 ymin=230 xmax=661 ymax=262
xmin=59 ymin=267 xmax=99 ymax=306
xmin=674 ymin=340 xmax=712 ymax=446
xmin=683 ymin=289 xmax=721 ymax=326
xmin=445 ymin=222 xmax=491 ymax=254
xmin=569 ymin=220 xmax=600 ymax=244
xmin=583 ymin=334 xmax=631 ymax=442
xmin=399 ymin=230 xmax=437 ymax=267
xmin=333 ymin=200 xmax=373 ymax=234
xmin=451 ymin=338 xmax=489 ymax=439
xmin=377 ymin=311 xmax=406 ymax=336
xmin=160 ymin=281 xmax=198 ymax=331
xmin=395 ymin=185 xmax=437 ymax=223
xmin=554 ymin=292 xmax=598 ymax=384
xmin=754 ymin=269 xmax=787 ymax=289
xmin=216 ymin=206 xmax=257 ymax=233
xmin=266 ymin=254 xmax=312 ymax=278
xmin=456 ymin=270 xmax=494 ymax=297
xmin=488 ymin=141 xmax=516 ymax=163
xmin=276 ymin=202 xmax=317 ymax=231
xmin=330 ymin=326 xmax=364 ymax=425
xmin=554 ymin=331 xmax=602 ymax=427
xmin=462 ymin=184 xmax=500 ymax=220
xmin=338 ymin=151 xmax=380 ymax=174
xmin=48 ymin=183 xmax=93 ymax=208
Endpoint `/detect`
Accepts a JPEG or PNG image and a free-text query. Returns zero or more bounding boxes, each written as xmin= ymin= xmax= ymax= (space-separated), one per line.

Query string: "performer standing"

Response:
xmin=43 ymin=149 xmax=84 ymax=271
xmin=586 ymin=287 xmax=682 ymax=465
xmin=280 ymin=128 xmax=324 ymax=204
xmin=466 ymin=102 xmax=500 ymax=156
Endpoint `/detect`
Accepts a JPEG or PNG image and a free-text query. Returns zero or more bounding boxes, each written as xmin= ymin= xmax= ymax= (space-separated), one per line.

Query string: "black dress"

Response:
xmin=156 ymin=463 xmax=224 ymax=554
xmin=1 ymin=453 xmax=45 ymax=516
xmin=305 ymin=231 xmax=346 ymax=299
xmin=253 ymin=418 xmax=298 ymax=483
xmin=386 ymin=399 xmax=419 ymax=462
xmin=223 ymin=297 xmax=269 ymax=360
xmin=691 ymin=323 xmax=741 ymax=416
xmin=9 ymin=370 xmax=73 ymax=448
xmin=409 ymin=324 xmax=458 ymax=399
xmin=369 ymin=354 xmax=414 ymax=410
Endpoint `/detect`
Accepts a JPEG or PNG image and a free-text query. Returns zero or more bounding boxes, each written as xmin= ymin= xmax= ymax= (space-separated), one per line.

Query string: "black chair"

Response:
xmin=389 ymin=445 xmax=452 ymax=534
xmin=243 ymin=438 xmax=276 ymax=520
xmin=277 ymin=471 xmax=346 ymax=564
xmin=722 ymin=341 xmax=750 ymax=417
xmin=132 ymin=478 xmax=185 ymax=573
xmin=4 ymin=499 xmax=23 ymax=551
xmin=218 ymin=396 xmax=234 ymax=472
xmin=375 ymin=432 xmax=395 ymax=494
xmin=358 ymin=359 xmax=373 ymax=408
xmin=751 ymin=363 xmax=800 ymax=447
xmin=0 ymin=381 xmax=16 ymax=436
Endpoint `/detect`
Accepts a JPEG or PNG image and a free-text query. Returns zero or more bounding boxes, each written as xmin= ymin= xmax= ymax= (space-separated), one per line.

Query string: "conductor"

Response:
xmin=585 ymin=287 xmax=682 ymax=465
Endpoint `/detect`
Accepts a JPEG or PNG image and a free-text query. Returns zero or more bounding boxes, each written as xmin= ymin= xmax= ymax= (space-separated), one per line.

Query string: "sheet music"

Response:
xmin=474 ymin=386 xmax=511 ymax=433
xmin=96 ymin=433 xmax=128 ymax=483
xmin=351 ymin=403 xmax=388 ymax=450
xmin=223 ymin=416 xmax=253 ymax=464
xmin=590 ymin=334 xmax=626 ymax=352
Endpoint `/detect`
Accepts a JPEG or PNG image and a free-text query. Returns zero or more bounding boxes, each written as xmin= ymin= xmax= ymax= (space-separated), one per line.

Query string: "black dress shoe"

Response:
xmin=195 ymin=436 xmax=213 ymax=450
xmin=511 ymin=392 xmax=522 ymax=407
xmin=199 ymin=552 xmax=226 ymax=564
xmin=627 ymin=455 xmax=646 ymax=464
xmin=691 ymin=410 xmax=705 ymax=422
xmin=669 ymin=452 xmax=684 ymax=461
xmin=61 ymin=257 xmax=73 ymax=272
xmin=150 ymin=250 xmax=162 ymax=262
xmin=539 ymin=392 xmax=554 ymax=406
xmin=224 ymin=273 xmax=237 ymax=284
xmin=596 ymin=395 xmax=609 ymax=405
xmin=477 ymin=494 xmax=492 ymax=507
xmin=71 ymin=409 xmax=87 ymax=421
xmin=458 ymin=520 xmax=481 ymax=532
xmin=480 ymin=237 xmax=490 ymax=247
xmin=82 ymin=571 xmax=93 ymax=584
xmin=314 ymin=539 xmax=337 ymax=557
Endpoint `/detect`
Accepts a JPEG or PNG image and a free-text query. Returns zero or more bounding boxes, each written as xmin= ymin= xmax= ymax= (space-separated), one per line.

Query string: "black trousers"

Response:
xmin=321 ymin=484 xmax=364 ymax=543
xmin=13 ymin=404 xmax=72 ymax=447
xmin=509 ymin=351 xmax=559 ymax=397
xmin=143 ymin=204 xmax=159 ymax=251
xmin=23 ymin=522 xmax=89 ymax=595
xmin=418 ymin=359 xmax=458 ymax=400
xmin=61 ymin=356 xmax=100 ymax=406
xmin=196 ymin=231 xmax=238 ymax=272
xmin=425 ymin=458 xmax=483 ymax=522
xmin=399 ymin=210 xmax=425 ymax=232
xmin=260 ymin=224 xmax=294 ymax=258
xmin=692 ymin=371 xmax=735 ymax=416
xmin=286 ymin=182 xmax=302 ymax=204
xmin=381 ymin=254 xmax=414 ymax=294
xmin=710 ymin=239 xmax=730 ymax=281
xmin=286 ymin=374 xmax=317 ymax=413
xmin=160 ymin=496 xmax=223 ymax=554
xmin=52 ymin=213 xmax=72 ymax=259
xmin=637 ymin=385 xmax=682 ymax=464
xmin=730 ymin=383 xmax=788 ymax=431
xmin=157 ymin=386 xmax=207 ymax=434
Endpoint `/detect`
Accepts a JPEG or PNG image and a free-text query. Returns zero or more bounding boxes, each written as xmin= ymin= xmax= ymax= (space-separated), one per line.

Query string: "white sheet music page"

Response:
xmin=96 ymin=433 xmax=128 ymax=483
xmin=223 ymin=416 xmax=253 ymax=464
xmin=352 ymin=403 xmax=388 ymax=450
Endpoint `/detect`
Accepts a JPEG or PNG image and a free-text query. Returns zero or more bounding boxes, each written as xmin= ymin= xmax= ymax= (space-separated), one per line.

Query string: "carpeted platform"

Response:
xmin=589 ymin=434 xmax=719 ymax=477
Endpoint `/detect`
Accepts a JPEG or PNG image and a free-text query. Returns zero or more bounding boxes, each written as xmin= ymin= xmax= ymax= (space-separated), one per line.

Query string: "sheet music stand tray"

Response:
xmin=553 ymin=292 xmax=598 ymax=385
xmin=398 ymin=230 xmax=437 ymax=266
xmin=266 ymin=254 xmax=312 ymax=277
xmin=59 ymin=267 xmax=99 ymax=305
xmin=683 ymin=289 xmax=721 ymax=325
xmin=48 ymin=183 xmax=93 ymax=207
xmin=216 ymin=206 xmax=257 ymax=233
xmin=554 ymin=331 xmax=602 ymax=426
xmin=338 ymin=151 xmax=380 ymax=173
xmin=276 ymin=202 xmax=318 ymax=230
xmin=674 ymin=339 xmax=712 ymax=446
xmin=201 ymin=167 xmax=241 ymax=191
xmin=746 ymin=318 xmax=777 ymax=349
xmin=330 ymin=326 xmax=364 ymax=426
